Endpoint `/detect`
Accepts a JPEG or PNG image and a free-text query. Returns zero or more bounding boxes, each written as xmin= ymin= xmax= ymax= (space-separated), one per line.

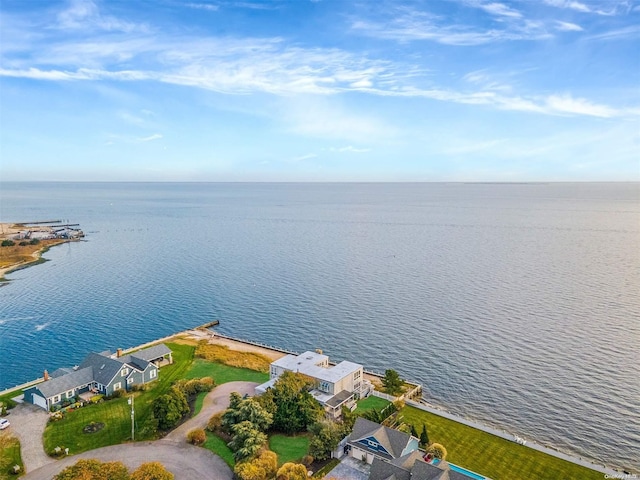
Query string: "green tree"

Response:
xmin=1 ymin=240 xmax=15 ymax=247
xmin=308 ymin=420 xmax=343 ymax=460
xmin=237 ymin=398 xmax=273 ymax=431
xmin=381 ymin=369 xmax=404 ymax=396
xmin=54 ymin=459 xmax=129 ymax=480
xmin=420 ymin=424 xmax=430 ymax=447
xmin=410 ymin=424 xmax=419 ymax=438
xmin=340 ymin=404 xmax=357 ymax=433
xmin=276 ymin=463 xmax=308 ymax=480
xmin=130 ymin=462 xmax=174 ymax=480
xmin=271 ymin=371 xmax=323 ymax=433
xmin=228 ymin=421 xmax=268 ymax=461
xmin=152 ymin=387 xmax=190 ymax=430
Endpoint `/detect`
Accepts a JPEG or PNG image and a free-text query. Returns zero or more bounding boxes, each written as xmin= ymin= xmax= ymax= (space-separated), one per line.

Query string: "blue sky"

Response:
xmin=0 ymin=0 xmax=638 ymax=181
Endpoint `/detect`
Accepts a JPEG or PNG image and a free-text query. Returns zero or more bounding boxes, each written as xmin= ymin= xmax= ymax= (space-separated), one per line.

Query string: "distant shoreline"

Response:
xmin=0 ymin=222 xmax=80 ymax=281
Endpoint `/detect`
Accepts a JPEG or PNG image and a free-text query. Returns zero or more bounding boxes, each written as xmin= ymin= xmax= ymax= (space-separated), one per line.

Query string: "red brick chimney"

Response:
xmin=44 ymin=370 xmax=49 ymax=381
xmin=117 ymin=348 xmax=123 ymax=358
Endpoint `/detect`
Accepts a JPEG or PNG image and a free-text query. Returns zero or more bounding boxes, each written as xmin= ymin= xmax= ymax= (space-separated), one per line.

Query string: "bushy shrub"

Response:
xmin=90 ymin=395 xmax=104 ymax=404
xmin=276 ymin=463 xmax=308 ymax=480
xmin=1 ymin=240 xmax=15 ymax=247
xmin=129 ymin=384 xmax=148 ymax=392
xmin=426 ymin=443 xmax=447 ymax=460
xmin=19 ymin=241 xmax=28 ymax=246
xmin=106 ymin=389 xmax=125 ymax=400
xmin=131 ymin=462 xmax=174 ymax=480
xmin=187 ymin=428 xmax=206 ymax=445
xmin=49 ymin=411 xmax=64 ymax=422
xmin=207 ymin=412 xmax=223 ymax=432
xmin=174 ymin=377 xmax=215 ymax=396
xmin=301 ymin=455 xmax=314 ymax=467
xmin=29 ymin=238 xmax=41 ymax=245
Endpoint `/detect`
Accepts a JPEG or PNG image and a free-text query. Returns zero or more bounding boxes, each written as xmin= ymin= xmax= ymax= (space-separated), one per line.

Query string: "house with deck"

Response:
xmin=256 ymin=350 xmax=372 ymax=418
xmin=23 ymin=344 xmax=172 ymax=411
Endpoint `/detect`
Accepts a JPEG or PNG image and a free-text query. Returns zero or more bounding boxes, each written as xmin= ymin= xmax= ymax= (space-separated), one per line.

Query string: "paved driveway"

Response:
xmin=23 ymin=441 xmax=233 ymax=480
xmin=22 ymin=381 xmax=258 ymax=479
xmin=4 ymin=403 xmax=52 ymax=472
xmin=326 ymin=456 xmax=371 ymax=480
xmin=165 ymin=381 xmax=257 ymax=442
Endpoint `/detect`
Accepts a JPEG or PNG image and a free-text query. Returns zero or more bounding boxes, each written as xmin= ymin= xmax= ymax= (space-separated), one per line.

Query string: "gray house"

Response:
xmin=347 ymin=417 xmax=420 ymax=464
xmin=23 ymin=344 xmax=172 ymax=411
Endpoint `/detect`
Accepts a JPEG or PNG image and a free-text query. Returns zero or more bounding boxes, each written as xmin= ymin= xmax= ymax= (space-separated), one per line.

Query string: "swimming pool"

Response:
xmin=449 ymin=463 xmax=486 ymax=480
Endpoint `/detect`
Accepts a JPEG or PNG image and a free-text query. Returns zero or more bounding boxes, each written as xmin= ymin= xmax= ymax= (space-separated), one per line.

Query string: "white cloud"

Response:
xmin=185 ymin=3 xmax=219 ymax=11
xmin=555 ymin=21 xmax=583 ymax=31
xmin=330 ymin=146 xmax=371 ymax=153
xmin=137 ymin=133 xmax=163 ymax=142
xmin=542 ymin=0 xmax=591 ymax=13
xmin=292 ymin=153 xmax=317 ymax=161
xmin=479 ymin=2 xmax=522 ymax=18
xmin=56 ymin=0 xmax=143 ymax=32
xmin=544 ymin=94 xmax=617 ymax=117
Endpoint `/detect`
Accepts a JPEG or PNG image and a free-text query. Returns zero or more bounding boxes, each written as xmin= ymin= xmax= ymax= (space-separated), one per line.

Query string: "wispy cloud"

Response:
xmin=555 ymin=21 xmax=583 ymax=31
xmin=292 ymin=153 xmax=317 ymax=161
xmin=477 ymin=2 xmax=522 ymax=18
xmin=542 ymin=0 xmax=591 ymax=13
xmin=56 ymin=0 xmax=144 ymax=32
xmin=329 ymin=146 xmax=371 ymax=153
xmin=137 ymin=133 xmax=163 ymax=142
xmin=184 ymin=3 xmax=219 ymax=12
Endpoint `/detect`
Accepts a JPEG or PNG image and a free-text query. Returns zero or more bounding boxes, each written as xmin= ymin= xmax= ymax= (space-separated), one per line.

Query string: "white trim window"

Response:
xmin=127 ymin=377 xmax=134 ymax=385
xmin=53 ymin=395 xmax=60 ymax=403
xmin=113 ymin=382 xmax=122 ymax=391
xmin=67 ymin=391 xmax=74 ymax=399
xmin=121 ymin=368 xmax=129 ymax=377
xmin=150 ymin=368 xmax=157 ymax=379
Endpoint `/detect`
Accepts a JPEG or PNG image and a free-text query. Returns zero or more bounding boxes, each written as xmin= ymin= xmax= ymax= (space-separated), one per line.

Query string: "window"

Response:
xmin=67 ymin=391 xmax=74 ymax=399
xmin=354 ymin=370 xmax=361 ymax=380
xmin=271 ymin=366 xmax=278 ymax=377
xmin=368 ymin=440 xmax=379 ymax=448
xmin=53 ymin=395 xmax=60 ymax=403
xmin=319 ymin=381 xmax=331 ymax=392
xmin=113 ymin=382 xmax=122 ymax=391
xmin=150 ymin=369 xmax=157 ymax=379
xmin=127 ymin=377 xmax=134 ymax=384
xmin=354 ymin=381 xmax=361 ymax=391
xmin=121 ymin=368 xmax=129 ymax=377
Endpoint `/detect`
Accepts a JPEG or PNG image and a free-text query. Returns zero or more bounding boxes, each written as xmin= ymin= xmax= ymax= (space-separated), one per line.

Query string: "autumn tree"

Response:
xmin=54 ymin=459 xmax=129 ymax=480
xmin=426 ymin=443 xmax=447 ymax=460
xmin=233 ymin=450 xmax=278 ymax=480
xmin=130 ymin=462 xmax=174 ymax=480
xmin=276 ymin=463 xmax=308 ymax=480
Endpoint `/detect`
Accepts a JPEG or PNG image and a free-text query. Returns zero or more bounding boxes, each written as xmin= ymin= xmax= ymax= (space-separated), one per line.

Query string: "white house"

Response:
xmin=256 ymin=351 xmax=372 ymax=418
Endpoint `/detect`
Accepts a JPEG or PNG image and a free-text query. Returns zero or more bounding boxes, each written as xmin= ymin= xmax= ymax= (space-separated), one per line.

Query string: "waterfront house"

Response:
xmin=256 ymin=350 xmax=372 ymax=418
xmin=346 ymin=417 xmax=420 ymax=464
xmin=369 ymin=450 xmax=479 ymax=480
xmin=23 ymin=343 xmax=172 ymax=411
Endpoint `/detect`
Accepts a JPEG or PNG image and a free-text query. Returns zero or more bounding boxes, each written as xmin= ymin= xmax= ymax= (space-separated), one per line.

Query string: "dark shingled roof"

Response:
xmin=326 ymin=390 xmax=355 ymax=408
xmin=50 ymin=367 xmax=74 ymax=378
xmin=37 ymin=367 xmax=94 ymax=398
xmin=79 ymin=353 xmax=125 ymax=387
xmin=370 ymin=458 xmax=412 ymax=480
xmin=129 ymin=344 xmax=171 ymax=362
xmin=349 ymin=417 xmax=414 ymax=460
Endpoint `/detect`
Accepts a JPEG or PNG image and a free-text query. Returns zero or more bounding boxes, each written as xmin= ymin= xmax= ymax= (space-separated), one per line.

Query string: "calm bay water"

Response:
xmin=0 ymin=182 xmax=638 ymax=470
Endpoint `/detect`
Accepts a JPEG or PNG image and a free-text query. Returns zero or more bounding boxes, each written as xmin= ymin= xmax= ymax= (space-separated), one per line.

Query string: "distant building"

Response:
xmin=256 ymin=350 xmax=372 ymax=418
xmin=23 ymin=344 xmax=172 ymax=411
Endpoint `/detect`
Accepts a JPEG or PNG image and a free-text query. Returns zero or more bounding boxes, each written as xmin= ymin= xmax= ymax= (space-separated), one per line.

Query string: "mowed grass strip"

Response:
xmin=400 ymin=406 xmax=602 ymax=480
xmin=0 ymin=434 xmax=23 ymax=480
xmin=203 ymin=432 xmax=235 ymax=468
xmin=43 ymin=342 xmax=195 ymax=454
xmin=195 ymin=343 xmax=271 ymax=373
xmin=186 ymin=359 xmax=269 ymax=384
xmin=355 ymin=395 xmax=390 ymax=413
xmin=269 ymin=434 xmax=310 ymax=466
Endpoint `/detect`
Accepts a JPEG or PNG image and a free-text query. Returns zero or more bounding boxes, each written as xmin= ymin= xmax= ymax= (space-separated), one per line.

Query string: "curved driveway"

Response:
xmin=23 ymin=381 xmax=258 ymax=480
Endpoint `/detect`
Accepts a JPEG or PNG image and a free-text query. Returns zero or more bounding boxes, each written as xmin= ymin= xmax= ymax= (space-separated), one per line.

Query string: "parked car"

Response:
xmin=0 ymin=418 xmax=10 ymax=430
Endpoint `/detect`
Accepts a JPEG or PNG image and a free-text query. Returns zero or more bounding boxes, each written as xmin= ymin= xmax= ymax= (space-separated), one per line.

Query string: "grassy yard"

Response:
xmin=43 ymin=342 xmax=195 ymax=455
xmin=0 ymin=434 xmax=23 ymax=480
xmin=269 ymin=434 xmax=310 ymax=466
xmin=186 ymin=359 xmax=269 ymax=384
xmin=194 ymin=391 xmax=208 ymax=416
xmin=203 ymin=432 xmax=235 ymax=468
xmin=400 ymin=406 xmax=602 ymax=480
xmin=355 ymin=395 xmax=390 ymax=413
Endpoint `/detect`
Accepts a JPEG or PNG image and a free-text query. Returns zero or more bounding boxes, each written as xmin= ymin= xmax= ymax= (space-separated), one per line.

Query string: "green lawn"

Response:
xmin=185 ymin=359 xmax=269 ymax=384
xmin=43 ymin=342 xmax=195 ymax=455
xmin=400 ymin=406 xmax=602 ymax=480
xmin=269 ymin=434 xmax=310 ymax=465
xmin=194 ymin=391 xmax=208 ymax=416
xmin=0 ymin=434 xmax=23 ymax=480
xmin=355 ymin=395 xmax=390 ymax=413
xmin=203 ymin=432 xmax=235 ymax=468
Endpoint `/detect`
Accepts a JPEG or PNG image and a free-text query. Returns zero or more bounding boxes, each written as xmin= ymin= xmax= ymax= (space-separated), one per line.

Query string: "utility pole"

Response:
xmin=128 ymin=395 xmax=135 ymax=440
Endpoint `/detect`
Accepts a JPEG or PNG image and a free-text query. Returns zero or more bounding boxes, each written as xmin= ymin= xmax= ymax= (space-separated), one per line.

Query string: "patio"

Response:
xmin=325 ymin=456 xmax=371 ymax=480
